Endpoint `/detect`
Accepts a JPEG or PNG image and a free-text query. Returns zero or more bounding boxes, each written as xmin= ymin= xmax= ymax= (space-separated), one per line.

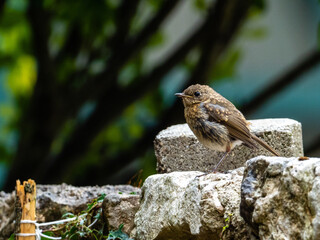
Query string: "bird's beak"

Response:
xmin=175 ymin=93 xmax=191 ymax=98
xmin=175 ymin=93 xmax=184 ymax=97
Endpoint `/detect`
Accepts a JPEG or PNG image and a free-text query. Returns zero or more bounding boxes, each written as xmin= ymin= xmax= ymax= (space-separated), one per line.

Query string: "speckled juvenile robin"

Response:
xmin=175 ymin=84 xmax=279 ymax=172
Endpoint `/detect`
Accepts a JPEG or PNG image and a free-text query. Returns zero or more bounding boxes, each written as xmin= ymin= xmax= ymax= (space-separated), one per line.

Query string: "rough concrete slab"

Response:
xmin=154 ymin=118 xmax=303 ymax=173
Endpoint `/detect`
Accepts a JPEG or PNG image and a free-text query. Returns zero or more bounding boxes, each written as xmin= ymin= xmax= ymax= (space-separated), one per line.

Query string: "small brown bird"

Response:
xmin=175 ymin=84 xmax=279 ymax=172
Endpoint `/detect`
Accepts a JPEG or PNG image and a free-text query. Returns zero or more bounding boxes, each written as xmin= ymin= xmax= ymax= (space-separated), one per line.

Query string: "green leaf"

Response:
xmin=94 ymin=208 xmax=103 ymax=220
xmin=69 ymin=232 xmax=79 ymax=240
xmin=247 ymin=2 xmax=265 ymax=19
xmin=7 ymin=55 xmax=36 ymax=98
xmin=148 ymin=31 xmax=164 ymax=47
xmin=194 ymin=0 xmax=206 ymax=11
xmin=97 ymin=193 xmax=106 ymax=203
xmin=107 ymin=224 xmax=133 ymax=240
xmin=210 ymin=48 xmax=242 ymax=82
xmin=41 ymin=231 xmax=55 ymax=240
xmin=69 ymin=225 xmax=78 ymax=235
xmin=62 ymin=212 xmax=75 ymax=219
xmin=243 ymin=27 xmax=268 ymax=39
xmin=8 ymin=233 xmax=15 ymax=240
xmin=252 ymin=0 xmax=266 ymax=10
xmin=94 ymin=212 xmax=101 ymax=220
xmin=86 ymin=201 xmax=96 ymax=212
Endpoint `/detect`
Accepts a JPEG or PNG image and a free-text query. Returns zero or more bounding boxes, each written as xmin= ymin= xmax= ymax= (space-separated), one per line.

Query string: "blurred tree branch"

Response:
xmin=73 ymin=0 xmax=182 ymax=106
xmin=7 ymin=0 xmax=182 ymax=187
xmin=73 ymin=0 xmax=252 ymax=185
xmin=6 ymin=0 xmax=61 ymax=188
xmin=107 ymin=0 xmax=140 ymax=51
xmin=240 ymin=51 xmax=320 ymax=116
xmin=41 ymin=0 xmax=215 ymax=182
xmin=6 ymin=0 xmax=318 ymax=190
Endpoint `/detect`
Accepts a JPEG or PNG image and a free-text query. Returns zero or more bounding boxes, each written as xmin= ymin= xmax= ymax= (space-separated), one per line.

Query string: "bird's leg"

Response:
xmin=212 ymin=144 xmax=231 ymax=172
xmin=212 ymin=150 xmax=229 ymax=172
xmin=196 ymin=145 xmax=231 ymax=178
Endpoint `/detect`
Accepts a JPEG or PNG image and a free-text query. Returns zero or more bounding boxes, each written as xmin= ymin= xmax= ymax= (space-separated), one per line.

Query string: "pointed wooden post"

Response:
xmin=16 ymin=179 xmax=36 ymax=240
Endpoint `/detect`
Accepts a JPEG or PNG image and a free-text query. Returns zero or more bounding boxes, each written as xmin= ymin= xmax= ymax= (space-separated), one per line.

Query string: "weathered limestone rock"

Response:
xmin=133 ymin=170 xmax=249 ymax=240
xmin=103 ymin=189 xmax=140 ymax=234
xmin=155 ymin=118 xmax=303 ymax=173
xmin=0 ymin=184 xmax=140 ymax=239
xmin=0 ymin=191 xmax=15 ymax=240
xmin=241 ymin=156 xmax=320 ymax=240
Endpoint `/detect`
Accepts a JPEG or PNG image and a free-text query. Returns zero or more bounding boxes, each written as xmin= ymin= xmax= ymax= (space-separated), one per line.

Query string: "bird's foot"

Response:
xmin=195 ymin=173 xmax=208 ymax=178
xmin=195 ymin=170 xmax=219 ymax=178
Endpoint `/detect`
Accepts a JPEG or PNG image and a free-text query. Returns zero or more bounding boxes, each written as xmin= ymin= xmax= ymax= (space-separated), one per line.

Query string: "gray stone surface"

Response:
xmin=241 ymin=156 xmax=320 ymax=240
xmin=133 ymin=170 xmax=249 ymax=240
xmin=0 ymin=184 xmax=141 ymax=239
xmin=103 ymin=189 xmax=140 ymax=234
xmin=0 ymin=191 xmax=15 ymax=240
xmin=155 ymin=118 xmax=303 ymax=173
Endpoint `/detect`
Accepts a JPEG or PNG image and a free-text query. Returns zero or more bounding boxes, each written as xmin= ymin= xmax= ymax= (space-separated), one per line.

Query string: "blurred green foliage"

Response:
xmin=0 ymin=0 xmax=266 ymax=189
xmin=0 ymin=0 xmax=32 ymax=161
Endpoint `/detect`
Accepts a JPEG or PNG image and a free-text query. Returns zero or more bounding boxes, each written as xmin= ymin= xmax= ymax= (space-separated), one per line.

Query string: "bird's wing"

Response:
xmin=202 ymin=102 xmax=257 ymax=149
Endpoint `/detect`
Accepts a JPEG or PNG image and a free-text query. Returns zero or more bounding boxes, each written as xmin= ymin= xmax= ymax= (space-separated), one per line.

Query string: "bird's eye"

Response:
xmin=194 ymin=91 xmax=201 ymax=97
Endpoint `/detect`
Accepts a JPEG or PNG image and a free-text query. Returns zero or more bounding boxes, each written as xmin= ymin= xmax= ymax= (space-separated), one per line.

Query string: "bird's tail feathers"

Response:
xmin=251 ymin=134 xmax=280 ymax=156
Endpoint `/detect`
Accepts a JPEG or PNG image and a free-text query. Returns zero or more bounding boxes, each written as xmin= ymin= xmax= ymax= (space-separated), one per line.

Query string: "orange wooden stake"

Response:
xmin=16 ymin=179 xmax=36 ymax=240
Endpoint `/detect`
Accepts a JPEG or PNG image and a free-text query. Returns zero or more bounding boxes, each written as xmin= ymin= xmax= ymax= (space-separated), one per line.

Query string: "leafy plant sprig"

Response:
xmin=220 ymin=213 xmax=233 ymax=240
xmin=41 ymin=193 xmax=132 ymax=240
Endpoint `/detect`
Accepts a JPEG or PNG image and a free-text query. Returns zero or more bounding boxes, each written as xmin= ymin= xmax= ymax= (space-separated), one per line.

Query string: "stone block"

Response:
xmin=0 ymin=184 xmax=141 ymax=239
xmin=154 ymin=118 xmax=303 ymax=173
xmin=241 ymin=156 xmax=320 ymax=240
xmin=133 ymin=169 xmax=248 ymax=240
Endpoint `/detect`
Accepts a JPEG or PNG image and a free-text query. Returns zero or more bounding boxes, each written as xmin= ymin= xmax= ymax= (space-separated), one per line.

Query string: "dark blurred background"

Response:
xmin=0 ymin=0 xmax=319 ymax=191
